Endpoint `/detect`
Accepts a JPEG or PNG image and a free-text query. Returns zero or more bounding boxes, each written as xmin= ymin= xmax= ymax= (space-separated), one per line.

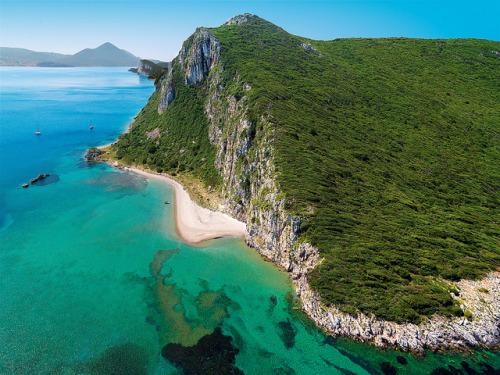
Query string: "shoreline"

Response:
xmin=116 ymin=164 xmax=246 ymax=245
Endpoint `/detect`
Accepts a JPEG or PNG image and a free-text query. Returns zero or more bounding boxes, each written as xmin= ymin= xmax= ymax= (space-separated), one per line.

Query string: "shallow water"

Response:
xmin=0 ymin=67 xmax=499 ymax=374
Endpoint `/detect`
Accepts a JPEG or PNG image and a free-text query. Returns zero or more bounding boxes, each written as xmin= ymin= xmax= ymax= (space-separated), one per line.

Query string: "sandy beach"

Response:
xmin=124 ymin=166 xmax=247 ymax=245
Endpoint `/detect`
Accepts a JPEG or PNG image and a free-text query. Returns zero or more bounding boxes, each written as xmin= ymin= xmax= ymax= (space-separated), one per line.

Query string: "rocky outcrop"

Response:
xmin=300 ymin=43 xmax=323 ymax=57
xmin=157 ymin=28 xmax=219 ymax=114
xmin=137 ymin=60 xmax=155 ymax=76
xmin=223 ymin=13 xmax=258 ymax=26
xmin=84 ymin=147 xmax=104 ymax=161
xmin=145 ymin=127 xmax=160 ymax=140
xmin=153 ymin=22 xmax=500 ymax=354
xmin=158 ymin=70 xmax=175 ymax=114
xmin=29 ymin=173 xmax=50 ymax=185
xmin=178 ymin=28 xmax=220 ymax=85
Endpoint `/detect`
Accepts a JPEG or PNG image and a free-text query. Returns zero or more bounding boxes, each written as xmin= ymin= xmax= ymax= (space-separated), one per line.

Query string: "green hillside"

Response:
xmin=114 ymin=16 xmax=500 ymax=324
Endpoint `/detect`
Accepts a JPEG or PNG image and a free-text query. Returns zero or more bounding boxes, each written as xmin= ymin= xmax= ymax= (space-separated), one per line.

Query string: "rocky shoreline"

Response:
xmin=242 ymin=195 xmax=500 ymax=355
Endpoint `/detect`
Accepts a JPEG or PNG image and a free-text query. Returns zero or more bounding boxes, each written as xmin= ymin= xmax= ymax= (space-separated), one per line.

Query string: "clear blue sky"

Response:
xmin=1 ymin=0 xmax=499 ymax=61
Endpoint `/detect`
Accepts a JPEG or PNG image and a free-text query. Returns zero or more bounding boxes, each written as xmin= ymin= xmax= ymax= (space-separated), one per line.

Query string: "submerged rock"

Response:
xmin=277 ymin=319 xmax=297 ymax=349
xmin=161 ymin=327 xmax=243 ymax=375
xmin=77 ymin=343 xmax=149 ymax=375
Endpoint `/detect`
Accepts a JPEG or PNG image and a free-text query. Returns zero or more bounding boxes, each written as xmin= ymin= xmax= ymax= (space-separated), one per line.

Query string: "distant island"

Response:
xmin=91 ymin=14 xmax=500 ymax=354
xmin=0 ymin=42 xmax=140 ymax=67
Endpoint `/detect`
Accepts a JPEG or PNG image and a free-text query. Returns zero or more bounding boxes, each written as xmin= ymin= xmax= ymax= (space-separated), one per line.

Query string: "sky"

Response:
xmin=1 ymin=0 xmax=499 ymax=62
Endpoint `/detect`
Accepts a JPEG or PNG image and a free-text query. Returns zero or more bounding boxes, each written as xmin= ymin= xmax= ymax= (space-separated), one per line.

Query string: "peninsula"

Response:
xmin=90 ymin=14 xmax=500 ymax=353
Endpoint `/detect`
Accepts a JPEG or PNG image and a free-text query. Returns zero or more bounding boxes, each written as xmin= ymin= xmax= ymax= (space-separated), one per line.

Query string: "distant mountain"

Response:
xmin=0 ymin=43 xmax=140 ymax=67
xmin=60 ymin=42 xmax=140 ymax=67
xmin=0 ymin=47 xmax=67 ymax=66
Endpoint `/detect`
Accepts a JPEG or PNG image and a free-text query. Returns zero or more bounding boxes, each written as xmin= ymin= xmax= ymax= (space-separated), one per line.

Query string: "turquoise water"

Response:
xmin=0 ymin=67 xmax=499 ymax=374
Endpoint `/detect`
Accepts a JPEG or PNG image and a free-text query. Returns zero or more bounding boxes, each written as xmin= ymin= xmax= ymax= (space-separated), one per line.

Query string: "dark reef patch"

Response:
xmin=460 ymin=361 xmax=480 ymax=375
xmin=336 ymin=348 xmax=380 ymax=375
xmin=161 ymin=326 xmax=243 ymax=375
xmin=267 ymin=294 xmax=278 ymax=316
xmin=272 ymin=364 xmax=296 ymax=374
xmin=380 ymin=361 xmax=397 ymax=375
xmin=78 ymin=343 xmax=149 ymax=375
xmin=396 ymin=355 xmax=407 ymax=365
xmin=277 ymin=319 xmax=297 ymax=349
xmin=333 ymin=365 xmax=359 ymax=375
xmin=323 ymin=335 xmax=337 ymax=347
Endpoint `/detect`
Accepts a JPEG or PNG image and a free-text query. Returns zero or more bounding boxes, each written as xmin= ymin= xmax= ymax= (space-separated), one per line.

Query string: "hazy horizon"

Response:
xmin=1 ymin=0 xmax=499 ymax=62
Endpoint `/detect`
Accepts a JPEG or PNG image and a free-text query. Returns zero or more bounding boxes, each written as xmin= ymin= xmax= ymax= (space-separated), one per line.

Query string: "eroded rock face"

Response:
xmin=158 ymin=68 xmax=175 ymax=114
xmin=158 ymin=28 xmax=220 ymax=114
xmin=178 ymin=28 xmax=220 ymax=85
xmin=145 ymin=127 xmax=160 ymax=140
xmin=223 ymin=13 xmax=258 ymax=26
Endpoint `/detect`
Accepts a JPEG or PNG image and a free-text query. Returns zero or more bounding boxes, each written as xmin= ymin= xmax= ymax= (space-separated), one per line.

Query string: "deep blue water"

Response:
xmin=0 ymin=67 xmax=499 ymax=375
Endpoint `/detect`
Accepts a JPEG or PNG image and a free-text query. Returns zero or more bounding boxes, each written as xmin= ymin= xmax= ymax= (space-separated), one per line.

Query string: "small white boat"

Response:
xmin=34 ymin=129 xmax=41 ymax=135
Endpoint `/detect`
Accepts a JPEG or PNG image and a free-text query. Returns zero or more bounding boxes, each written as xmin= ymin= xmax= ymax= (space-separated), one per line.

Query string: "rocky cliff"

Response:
xmin=137 ymin=60 xmax=156 ymax=76
xmin=121 ymin=15 xmax=500 ymax=354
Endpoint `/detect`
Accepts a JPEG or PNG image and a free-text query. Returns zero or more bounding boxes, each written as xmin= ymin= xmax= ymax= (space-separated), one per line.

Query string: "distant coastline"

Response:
xmin=0 ymin=43 xmax=140 ymax=67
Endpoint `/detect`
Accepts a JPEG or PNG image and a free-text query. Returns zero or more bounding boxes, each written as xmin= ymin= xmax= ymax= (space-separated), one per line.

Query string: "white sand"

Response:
xmin=125 ymin=166 xmax=246 ymax=245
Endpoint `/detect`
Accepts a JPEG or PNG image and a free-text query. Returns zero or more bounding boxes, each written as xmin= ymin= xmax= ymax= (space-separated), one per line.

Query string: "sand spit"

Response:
xmin=124 ymin=166 xmax=246 ymax=245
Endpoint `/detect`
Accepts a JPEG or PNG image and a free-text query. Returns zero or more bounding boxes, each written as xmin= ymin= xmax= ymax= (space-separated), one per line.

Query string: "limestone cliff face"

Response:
xmin=158 ymin=28 xmax=220 ymax=114
xmin=158 ymin=67 xmax=174 ymax=114
xmin=178 ymin=28 xmax=220 ymax=85
xmin=153 ymin=23 xmax=500 ymax=354
xmin=137 ymin=60 xmax=155 ymax=76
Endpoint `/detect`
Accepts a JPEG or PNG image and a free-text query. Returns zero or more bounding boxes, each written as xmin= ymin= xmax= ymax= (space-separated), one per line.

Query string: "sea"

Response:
xmin=0 ymin=67 xmax=498 ymax=375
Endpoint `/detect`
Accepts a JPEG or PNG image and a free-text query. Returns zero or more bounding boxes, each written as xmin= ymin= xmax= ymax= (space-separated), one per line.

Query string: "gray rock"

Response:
xmin=223 ymin=13 xmax=257 ymax=26
xmin=84 ymin=148 xmax=103 ymax=162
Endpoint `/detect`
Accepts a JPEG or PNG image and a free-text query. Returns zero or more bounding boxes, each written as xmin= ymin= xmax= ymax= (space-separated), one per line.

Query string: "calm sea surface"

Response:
xmin=0 ymin=67 xmax=498 ymax=374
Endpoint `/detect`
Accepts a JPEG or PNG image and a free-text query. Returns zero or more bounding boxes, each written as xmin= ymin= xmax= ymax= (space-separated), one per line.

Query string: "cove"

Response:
xmin=0 ymin=67 xmax=499 ymax=374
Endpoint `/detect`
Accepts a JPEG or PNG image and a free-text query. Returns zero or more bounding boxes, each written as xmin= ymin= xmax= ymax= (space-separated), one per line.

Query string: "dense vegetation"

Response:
xmin=113 ymin=63 xmax=220 ymax=187
xmin=116 ymin=16 xmax=500 ymax=324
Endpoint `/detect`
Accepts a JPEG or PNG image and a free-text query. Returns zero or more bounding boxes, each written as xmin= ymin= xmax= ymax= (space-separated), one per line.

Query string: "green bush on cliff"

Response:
xmin=113 ymin=63 xmax=220 ymax=187
xmin=116 ymin=16 xmax=500 ymax=324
